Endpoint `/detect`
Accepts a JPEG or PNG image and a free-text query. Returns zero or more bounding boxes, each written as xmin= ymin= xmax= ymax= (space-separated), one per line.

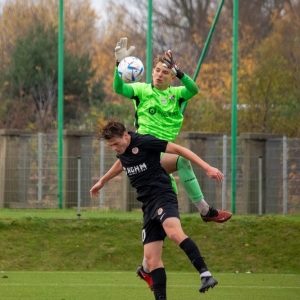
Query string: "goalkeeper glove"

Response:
xmin=162 ymin=50 xmax=184 ymax=79
xmin=115 ymin=37 xmax=135 ymax=62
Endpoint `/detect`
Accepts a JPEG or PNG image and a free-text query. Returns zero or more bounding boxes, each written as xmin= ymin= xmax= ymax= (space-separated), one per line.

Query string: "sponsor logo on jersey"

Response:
xmin=148 ymin=107 xmax=179 ymax=117
xmin=132 ymin=147 xmax=139 ymax=154
xmin=125 ymin=163 xmax=147 ymax=175
xmin=157 ymin=110 xmax=179 ymax=117
xmin=161 ymin=98 xmax=167 ymax=103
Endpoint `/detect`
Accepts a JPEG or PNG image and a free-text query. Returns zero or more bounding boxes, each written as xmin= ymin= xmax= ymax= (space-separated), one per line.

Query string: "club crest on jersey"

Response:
xmin=157 ymin=208 xmax=163 ymax=215
xmin=169 ymin=94 xmax=175 ymax=102
xmin=132 ymin=147 xmax=139 ymax=154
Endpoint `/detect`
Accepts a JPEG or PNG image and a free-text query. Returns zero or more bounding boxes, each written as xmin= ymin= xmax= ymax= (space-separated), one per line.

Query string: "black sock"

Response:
xmin=179 ymin=237 xmax=208 ymax=273
xmin=151 ymin=267 xmax=167 ymax=300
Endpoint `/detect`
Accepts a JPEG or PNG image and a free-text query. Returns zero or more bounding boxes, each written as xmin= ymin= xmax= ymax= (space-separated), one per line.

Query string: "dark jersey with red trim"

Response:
xmin=117 ymin=132 xmax=174 ymax=201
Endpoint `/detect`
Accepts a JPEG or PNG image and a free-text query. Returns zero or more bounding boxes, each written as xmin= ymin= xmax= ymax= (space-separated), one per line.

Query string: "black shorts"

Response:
xmin=141 ymin=192 xmax=180 ymax=245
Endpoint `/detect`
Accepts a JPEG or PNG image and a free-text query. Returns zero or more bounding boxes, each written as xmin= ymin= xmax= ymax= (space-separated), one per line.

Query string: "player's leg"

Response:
xmin=161 ymin=153 xmax=209 ymax=215
xmin=137 ymin=204 xmax=168 ymax=297
xmin=161 ymin=153 xmax=232 ymax=223
xmin=162 ymin=216 xmax=218 ymax=293
xmin=144 ymin=241 xmax=167 ymax=300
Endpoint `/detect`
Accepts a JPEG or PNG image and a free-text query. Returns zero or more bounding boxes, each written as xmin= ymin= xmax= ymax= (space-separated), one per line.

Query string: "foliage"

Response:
xmin=239 ymin=7 xmax=300 ymax=137
xmin=0 ymin=0 xmax=105 ymax=131
xmin=1 ymin=24 xmax=104 ymax=131
xmin=0 ymin=0 xmax=300 ymax=136
xmin=0 ymin=0 xmax=100 ymax=69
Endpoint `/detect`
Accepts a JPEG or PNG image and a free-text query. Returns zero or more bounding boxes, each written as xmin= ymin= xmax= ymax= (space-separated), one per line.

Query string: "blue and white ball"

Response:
xmin=118 ymin=56 xmax=144 ymax=83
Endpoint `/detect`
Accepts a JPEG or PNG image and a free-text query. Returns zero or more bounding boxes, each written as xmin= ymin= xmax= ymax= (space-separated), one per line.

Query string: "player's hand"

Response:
xmin=90 ymin=180 xmax=105 ymax=198
xmin=162 ymin=50 xmax=184 ymax=79
xmin=115 ymin=37 xmax=135 ymax=62
xmin=205 ymin=166 xmax=224 ymax=183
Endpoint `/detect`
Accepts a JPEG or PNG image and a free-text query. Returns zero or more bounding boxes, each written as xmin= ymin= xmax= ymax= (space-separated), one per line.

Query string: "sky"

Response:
xmin=90 ymin=0 xmax=105 ymax=13
xmin=0 ymin=0 xmax=110 ymax=12
xmin=0 ymin=0 xmax=116 ymax=23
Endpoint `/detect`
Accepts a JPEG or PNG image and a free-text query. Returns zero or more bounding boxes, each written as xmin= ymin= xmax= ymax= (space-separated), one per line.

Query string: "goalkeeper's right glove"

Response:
xmin=162 ymin=50 xmax=184 ymax=79
xmin=115 ymin=37 xmax=135 ymax=63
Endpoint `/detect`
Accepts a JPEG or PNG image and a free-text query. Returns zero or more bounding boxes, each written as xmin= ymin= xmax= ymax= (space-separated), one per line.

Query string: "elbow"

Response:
xmin=193 ymin=85 xmax=199 ymax=95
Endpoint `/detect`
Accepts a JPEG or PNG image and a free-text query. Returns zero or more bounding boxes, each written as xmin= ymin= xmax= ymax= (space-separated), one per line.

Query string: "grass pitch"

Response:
xmin=0 ymin=271 xmax=299 ymax=300
xmin=0 ymin=211 xmax=299 ymax=299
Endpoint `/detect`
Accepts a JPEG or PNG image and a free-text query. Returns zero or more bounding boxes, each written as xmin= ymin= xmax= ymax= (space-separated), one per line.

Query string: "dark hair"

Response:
xmin=153 ymin=55 xmax=165 ymax=68
xmin=96 ymin=120 xmax=126 ymax=140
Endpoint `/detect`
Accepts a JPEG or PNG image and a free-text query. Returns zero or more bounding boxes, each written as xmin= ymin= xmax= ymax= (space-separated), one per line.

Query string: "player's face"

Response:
xmin=106 ymin=133 xmax=129 ymax=155
xmin=152 ymin=62 xmax=175 ymax=90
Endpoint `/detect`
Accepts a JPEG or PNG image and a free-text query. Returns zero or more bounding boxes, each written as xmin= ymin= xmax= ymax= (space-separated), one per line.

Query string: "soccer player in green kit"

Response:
xmin=113 ymin=37 xmax=232 ymax=289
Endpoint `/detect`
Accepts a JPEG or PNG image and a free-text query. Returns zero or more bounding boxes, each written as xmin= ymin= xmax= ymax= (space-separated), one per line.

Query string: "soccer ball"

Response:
xmin=118 ymin=56 xmax=144 ymax=83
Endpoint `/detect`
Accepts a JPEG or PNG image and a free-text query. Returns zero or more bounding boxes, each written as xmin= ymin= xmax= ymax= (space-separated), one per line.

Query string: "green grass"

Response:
xmin=0 ymin=212 xmax=299 ymax=299
xmin=1 ymin=213 xmax=300 ymax=274
xmin=0 ymin=208 xmax=143 ymax=220
xmin=0 ymin=271 xmax=299 ymax=300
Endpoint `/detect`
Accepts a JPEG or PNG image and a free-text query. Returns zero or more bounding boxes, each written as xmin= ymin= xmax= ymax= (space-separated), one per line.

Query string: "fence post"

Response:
xmin=222 ymin=135 xmax=227 ymax=211
xmin=77 ymin=156 xmax=81 ymax=219
xmin=282 ymin=136 xmax=287 ymax=214
xmin=258 ymin=156 xmax=263 ymax=216
xmin=99 ymin=139 xmax=105 ymax=207
xmin=38 ymin=132 xmax=43 ymax=202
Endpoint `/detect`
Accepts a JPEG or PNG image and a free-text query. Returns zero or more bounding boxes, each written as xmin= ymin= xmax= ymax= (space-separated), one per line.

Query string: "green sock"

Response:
xmin=176 ymin=156 xmax=204 ymax=202
xmin=169 ymin=173 xmax=178 ymax=194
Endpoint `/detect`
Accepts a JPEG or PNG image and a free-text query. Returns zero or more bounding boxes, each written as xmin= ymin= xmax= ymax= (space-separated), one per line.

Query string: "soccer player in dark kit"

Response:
xmin=90 ymin=120 xmax=223 ymax=299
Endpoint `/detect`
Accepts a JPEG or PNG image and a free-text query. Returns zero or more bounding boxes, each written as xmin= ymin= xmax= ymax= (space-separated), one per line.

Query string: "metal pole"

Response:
xmin=77 ymin=156 xmax=81 ymax=219
xmin=258 ymin=156 xmax=263 ymax=216
xmin=231 ymin=0 xmax=239 ymax=214
xmin=146 ymin=0 xmax=153 ymax=83
xmin=58 ymin=0 xmax=64 ymax=209
xmin=181 ymin=0 xmax=225 ymax=114
xmin=38 ymin=132 xmax=43 ymax=202
xmin=100 ymin=139 xmax=105 ymax=207
xmin=221 ymin=135 xmax=227 ymax=210
xmin=282 ymin=136 xmax=287 ymax=214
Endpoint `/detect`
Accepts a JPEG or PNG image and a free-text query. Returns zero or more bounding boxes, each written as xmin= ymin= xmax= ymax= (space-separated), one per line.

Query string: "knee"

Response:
xmin=167 ymin=232 xmax=188 ymax=245
xmin=144 ymin=255 xmax=163 ymax=271
xmin=177 ymin=156 xmax=192 ymax=171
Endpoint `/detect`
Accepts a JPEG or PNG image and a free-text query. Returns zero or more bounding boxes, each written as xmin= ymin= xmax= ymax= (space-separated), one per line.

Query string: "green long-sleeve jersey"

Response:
xmin=113 ymin=67 xmax=198 ymax=142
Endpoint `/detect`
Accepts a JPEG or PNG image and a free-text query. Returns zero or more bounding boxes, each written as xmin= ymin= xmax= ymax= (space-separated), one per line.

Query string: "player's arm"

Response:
xmin=180 ymin=73 xmax=199 ymax=99
xmin=165 ymin=142 xmax=223 ymax=183
xmin=113 ymin=37 xmax=135 ymax=98
xmin=113 ymin=67 xmax=134 ymax=98
xmin=162 ymin=50 xmax=198 ymax=99
xmin=90 ymin=159 xmax=123 ymax=198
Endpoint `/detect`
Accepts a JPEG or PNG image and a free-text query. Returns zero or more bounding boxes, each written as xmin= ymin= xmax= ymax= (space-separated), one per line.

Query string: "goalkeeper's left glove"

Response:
xmin=114 ymin=37 xmax=135 ymax=63
xmin=162 ymin=50 xmax=184 ymax=79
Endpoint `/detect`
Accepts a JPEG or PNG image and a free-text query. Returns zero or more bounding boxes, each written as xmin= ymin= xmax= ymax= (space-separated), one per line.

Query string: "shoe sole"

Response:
xmin=202 ymin=214 xmax=232 ymax=223
xmin=199 ymin=281 xmax=218 ymax=293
